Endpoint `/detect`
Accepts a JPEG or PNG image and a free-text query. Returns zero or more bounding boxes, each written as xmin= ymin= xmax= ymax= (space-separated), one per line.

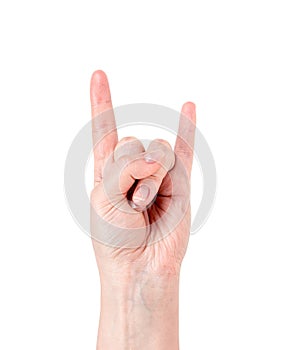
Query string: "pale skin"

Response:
xmin=90 ymin=70 xmax=196 ymax=349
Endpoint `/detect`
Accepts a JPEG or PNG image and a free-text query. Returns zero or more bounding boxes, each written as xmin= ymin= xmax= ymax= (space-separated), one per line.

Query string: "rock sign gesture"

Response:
xmin=90 ymin=70 xmax=196 ymax=277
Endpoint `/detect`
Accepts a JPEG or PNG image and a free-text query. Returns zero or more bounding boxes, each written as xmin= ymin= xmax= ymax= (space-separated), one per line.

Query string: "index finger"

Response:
xmin=90 ymin=70 xmax=118 ymax=185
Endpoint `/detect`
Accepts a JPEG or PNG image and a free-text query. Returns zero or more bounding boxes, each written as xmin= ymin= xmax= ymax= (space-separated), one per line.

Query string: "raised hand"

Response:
xmin=90 ymin=70 xmax=196 ymax=349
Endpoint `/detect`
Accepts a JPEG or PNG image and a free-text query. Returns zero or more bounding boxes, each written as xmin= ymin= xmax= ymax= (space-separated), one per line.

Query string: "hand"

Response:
xmin=90 ymin=70 xmax=196 ymax=276
xmin=90 ymin=70 xmax=196 ymax=349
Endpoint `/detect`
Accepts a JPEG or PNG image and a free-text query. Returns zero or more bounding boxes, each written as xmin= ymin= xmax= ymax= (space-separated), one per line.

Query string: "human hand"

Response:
xmin=90 ymin=70 xmax=196 ymax=276
xmin=90 ymin=70 xmax=196 ymax=349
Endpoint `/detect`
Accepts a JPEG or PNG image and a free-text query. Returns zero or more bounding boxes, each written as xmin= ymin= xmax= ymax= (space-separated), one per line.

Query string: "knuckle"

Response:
xmin=114 ymin=138 xmax=144 ymax=161
xmin=153 ymin=138 xmax=172 ymax=148
xmin=119 ymin=136 xmax=138 ymax=143
xmin=115 ymin=137 xmax=140 ymax=150
xmin=92 ymin=119 xmax=115 ymax=134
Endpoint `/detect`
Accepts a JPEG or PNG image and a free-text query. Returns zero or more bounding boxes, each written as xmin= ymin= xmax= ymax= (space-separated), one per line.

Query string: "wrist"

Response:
xmin=100 ymin=268 xmax=180 ymax=311
xmin=97 ymin=270 xmax=180 ymax=350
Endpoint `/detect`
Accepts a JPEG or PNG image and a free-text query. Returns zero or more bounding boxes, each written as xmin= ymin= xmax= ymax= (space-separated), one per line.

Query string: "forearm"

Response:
xmin=97 ymin=270 xmax=180 ymax=350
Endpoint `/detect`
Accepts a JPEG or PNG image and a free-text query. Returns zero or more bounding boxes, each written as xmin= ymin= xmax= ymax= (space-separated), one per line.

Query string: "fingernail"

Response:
xmin=133 ymin=185 xmax=150 ymax=204
xmin=144 ymin=150 xmax=164 ymax=163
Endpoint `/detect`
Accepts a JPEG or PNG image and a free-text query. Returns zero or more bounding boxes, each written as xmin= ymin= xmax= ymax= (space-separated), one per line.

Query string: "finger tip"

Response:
xmin=182 ymin=101 xmax=196 ymax=112
xmin=90 ymin=70 xmax=111 ymax=104
xmin=91 ymin=69 xmax=108 ymax=83
xmin=182 ymin=102 xmax=196 ymax=122
xmin=90 ymin=70 xmax=110 ymax=91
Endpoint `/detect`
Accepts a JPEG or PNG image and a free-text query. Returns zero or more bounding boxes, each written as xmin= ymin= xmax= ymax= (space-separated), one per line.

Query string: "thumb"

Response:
xmin=132 ymin=140 xmax=175 ymax=209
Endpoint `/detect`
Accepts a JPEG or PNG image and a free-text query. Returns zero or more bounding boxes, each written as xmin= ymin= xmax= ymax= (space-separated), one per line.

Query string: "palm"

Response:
xmin=92 ymin=159 xmax=191 ymax=274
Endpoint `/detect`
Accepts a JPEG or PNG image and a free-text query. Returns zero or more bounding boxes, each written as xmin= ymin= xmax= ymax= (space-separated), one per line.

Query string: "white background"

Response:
xmin=0 ymin=0 xmax=282 ymax=349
